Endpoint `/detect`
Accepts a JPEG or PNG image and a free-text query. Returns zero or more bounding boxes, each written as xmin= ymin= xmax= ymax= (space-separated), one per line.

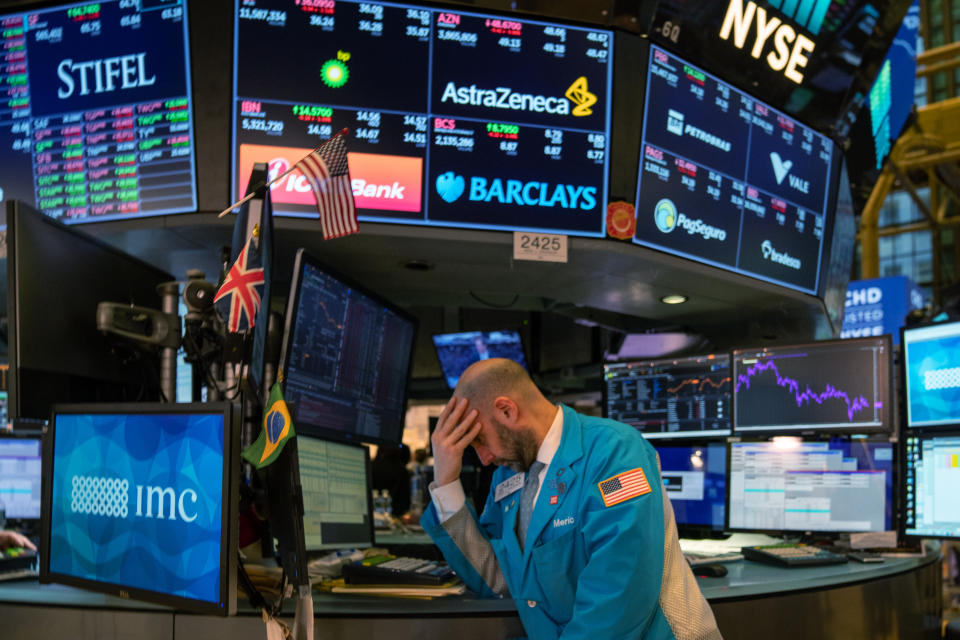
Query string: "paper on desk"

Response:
xmin=679 ymin=532 xmax=783 ymax=555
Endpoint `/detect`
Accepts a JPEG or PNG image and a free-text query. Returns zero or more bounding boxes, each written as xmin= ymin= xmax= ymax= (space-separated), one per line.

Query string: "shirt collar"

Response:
xmin=535 ymin=405 xmax=564 ymax=466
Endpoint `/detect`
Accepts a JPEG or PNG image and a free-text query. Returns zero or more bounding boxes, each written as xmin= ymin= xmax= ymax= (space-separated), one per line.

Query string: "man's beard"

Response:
xmin=490 ymin=418 xmax=539 ymax=472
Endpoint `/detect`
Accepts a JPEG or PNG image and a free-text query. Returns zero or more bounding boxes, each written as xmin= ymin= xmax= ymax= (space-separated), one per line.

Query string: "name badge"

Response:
xmin=494 ymin=473 xmax=524 ymax=502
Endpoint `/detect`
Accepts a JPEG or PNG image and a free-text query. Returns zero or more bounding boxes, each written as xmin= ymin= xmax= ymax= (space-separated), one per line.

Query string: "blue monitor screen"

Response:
xmin=46 ymin=408 xmax=228 ymax=608
xmin=728 ymin=439 xmax=894 ymax=533
xmin=634 ymin=44 xmax=835 ymax=294
xmin=653 ymin=443 xmax=725 ymax=531
xmin=232 ymin=0 xmax=612 ymax=236
xmin=732 ymin=336 xmax=891 ymax=433
xmin=903 ymin=321 xmax=960 ymax=429
xmin=0 ymin=0 xmax=197 ymax=222
xmin=432 ymin=330 xmax=527 ymax=389
xmin=903 ymin=432 xmax=960 ymax=539
xmin=0 ymin=436 xmax=42 ymax=520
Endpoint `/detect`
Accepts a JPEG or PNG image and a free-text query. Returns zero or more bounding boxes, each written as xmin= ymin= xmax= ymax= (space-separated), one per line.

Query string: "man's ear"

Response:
xmin=493 ymin=396 xmax=518 ymax=425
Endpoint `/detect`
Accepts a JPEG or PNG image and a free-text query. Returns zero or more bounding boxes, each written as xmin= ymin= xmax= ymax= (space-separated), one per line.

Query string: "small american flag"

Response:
xmin=295 ymin=133 xmax=357 ymax=240
xmin=597 ymin=468 xmax=651 ymax=507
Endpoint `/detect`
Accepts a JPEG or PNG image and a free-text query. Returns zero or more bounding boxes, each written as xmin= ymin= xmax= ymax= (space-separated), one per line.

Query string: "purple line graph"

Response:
xmin=736 ymin=358 xmax=882 ymax=422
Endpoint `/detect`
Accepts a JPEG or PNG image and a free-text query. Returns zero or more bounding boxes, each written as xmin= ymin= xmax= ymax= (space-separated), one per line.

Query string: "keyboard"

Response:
xmin=741 ymin=544 xmax=848 ymax=567
xmin=0 ymin=549 xmax=38 ymax=582
xmin=342 ymin=556 xmax=457 ymax=586
xmin=684 ymin=551 xmax=744 ymax=566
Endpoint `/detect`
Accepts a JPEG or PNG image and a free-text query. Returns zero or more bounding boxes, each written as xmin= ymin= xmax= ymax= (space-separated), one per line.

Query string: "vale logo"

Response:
xmin=436 ymin=171 xmax=465 ymax=203
xmin=770 ymin=152 xmax=792 ymax=184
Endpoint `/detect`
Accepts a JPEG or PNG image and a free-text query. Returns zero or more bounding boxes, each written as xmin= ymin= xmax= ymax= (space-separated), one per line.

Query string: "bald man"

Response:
xmin=422 ymin=359 xmax=721 ymax=640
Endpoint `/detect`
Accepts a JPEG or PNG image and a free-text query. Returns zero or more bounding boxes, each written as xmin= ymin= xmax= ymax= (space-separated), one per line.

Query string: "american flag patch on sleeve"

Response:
xmin=597 ymin=468 xmax=651 ymax=507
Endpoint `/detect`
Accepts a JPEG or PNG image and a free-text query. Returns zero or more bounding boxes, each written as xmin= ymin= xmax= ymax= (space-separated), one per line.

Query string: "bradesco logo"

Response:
xmin=238 ymin=144 xmax=422 ymax=212
xmin=440 ymin=77 xmax=597 ymax=117
xmin=761 ymin=239 xmax=802 ymax=269
xmin=654 ymin=198 xmax=726 ymax=241
xmin=718 ymin=0 xmax=828 ymax=83
xmin=435 ymin=171 xmax=597 ymax=210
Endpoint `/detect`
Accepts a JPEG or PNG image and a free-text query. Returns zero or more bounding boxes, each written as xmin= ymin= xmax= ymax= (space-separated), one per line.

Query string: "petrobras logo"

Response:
xmin=667 ymin=109 xmax=684 ymax=136
xmin=70 ymin=474 xmax=199 ymax=523
xmin=761 ymin=239 xmax=801 ymax=269
xmin=664 ymin=109 xmax=731 ymax=152
xmin=434 ymin=171 xmax=597 ymax=210
xmin=440 ymin=76 xmax=597 ymax=117
xmin=655 ymin=199 xmax=726 ymax=241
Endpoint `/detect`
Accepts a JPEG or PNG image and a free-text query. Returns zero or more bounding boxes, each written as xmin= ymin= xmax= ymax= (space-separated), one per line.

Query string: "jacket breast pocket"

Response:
xmin=531 ymin=530 xmax=578 ymax=624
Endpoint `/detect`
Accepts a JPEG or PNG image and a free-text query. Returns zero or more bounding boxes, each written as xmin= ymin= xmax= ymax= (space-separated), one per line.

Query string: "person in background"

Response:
xmin=0 ymin=530 xmax=35 ymax=552
xmin=422 ymin=358 xmax=721 ymax=640
xmin=473 ymin=334 xmax=490 ymax=361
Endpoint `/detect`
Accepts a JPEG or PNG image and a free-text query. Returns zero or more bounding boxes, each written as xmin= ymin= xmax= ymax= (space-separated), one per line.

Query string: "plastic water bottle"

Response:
xmin=382 ymin=490 xmax=393 ymax=517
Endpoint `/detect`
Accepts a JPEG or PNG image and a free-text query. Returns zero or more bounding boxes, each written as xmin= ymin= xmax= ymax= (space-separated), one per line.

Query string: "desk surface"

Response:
xmin=0 ymin=550 xmax=939 ymax=616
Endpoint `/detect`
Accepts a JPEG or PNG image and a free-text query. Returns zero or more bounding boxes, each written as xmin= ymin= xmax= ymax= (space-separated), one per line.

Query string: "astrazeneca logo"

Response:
xmin=655 ymin=198 xmax=727 ymax=241
xmin=761 ymin=239 xmax=801 ymax=269
xmin=664 ymin=109 xmax=731 ymax=152
xmin=70 ymin=474 xmax=199 ymax=523
xmin=923 ymin=367 xmax=960 ymax=391
xmin=435 ymin=171 xmax=597 ymax=210
xmin=440 ymin=77 xmax=597 ymax=117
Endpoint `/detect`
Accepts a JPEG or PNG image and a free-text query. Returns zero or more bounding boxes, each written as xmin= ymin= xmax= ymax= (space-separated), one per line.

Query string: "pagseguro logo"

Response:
xmin=654 ymin=198 xmax=726 ymax=240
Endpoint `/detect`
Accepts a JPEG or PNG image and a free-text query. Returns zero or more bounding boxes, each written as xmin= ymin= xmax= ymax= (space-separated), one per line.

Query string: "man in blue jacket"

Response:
xmin=422 ymin=358 xmax=721 ymax=640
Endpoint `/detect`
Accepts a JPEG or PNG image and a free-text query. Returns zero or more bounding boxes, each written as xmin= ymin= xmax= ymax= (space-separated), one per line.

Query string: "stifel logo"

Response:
xmin=565 ymin=77 xmax=596 ymax=117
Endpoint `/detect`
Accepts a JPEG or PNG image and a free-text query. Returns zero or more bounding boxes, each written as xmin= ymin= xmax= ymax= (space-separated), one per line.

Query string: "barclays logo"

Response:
xmin=436 ymin=171 xmax=465 ymax=203
xmin=435 ymin=171 xmax=597 ymax=210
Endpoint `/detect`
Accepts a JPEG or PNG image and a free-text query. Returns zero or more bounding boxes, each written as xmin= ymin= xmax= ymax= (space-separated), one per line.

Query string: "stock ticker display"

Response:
xmin=603 ymin=354 xmax=731 ymax=439
xmin=233 ymin=0 xmax=612 ymax=235
xmin=733 ymin=337 xmax=890 ymax=433
xmin=635 ymin=45 xmax=835 ymax=294
xmin=0 ymin=0 xmax=197 ymax=222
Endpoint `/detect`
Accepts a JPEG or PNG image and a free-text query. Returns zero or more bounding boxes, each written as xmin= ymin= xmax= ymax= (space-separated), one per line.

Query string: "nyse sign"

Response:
xmin=719 ymin=0 xmax=816 ymax=84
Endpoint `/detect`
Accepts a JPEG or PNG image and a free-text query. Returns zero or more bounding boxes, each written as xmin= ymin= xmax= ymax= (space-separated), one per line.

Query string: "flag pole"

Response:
xmin=217 ymin=128 xmax=349 ymax=218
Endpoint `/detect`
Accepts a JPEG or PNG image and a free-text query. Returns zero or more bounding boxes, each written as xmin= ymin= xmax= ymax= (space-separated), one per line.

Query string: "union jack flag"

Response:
xmin=214 ymin=235 xmax=265 ymax=333
xmin=295 ymin=132 xmax=357 ymax=240
xmin=597 ymin=468 xmax=651 ymax=507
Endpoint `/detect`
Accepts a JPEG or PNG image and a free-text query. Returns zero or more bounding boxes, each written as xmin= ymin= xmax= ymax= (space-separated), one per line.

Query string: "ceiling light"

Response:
xmin=660 ymin=294 xmax=688 ymax=305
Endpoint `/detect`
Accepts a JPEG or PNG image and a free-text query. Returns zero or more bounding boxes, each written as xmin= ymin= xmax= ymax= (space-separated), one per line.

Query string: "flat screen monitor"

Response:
xmin=732 ymin=336 xmax=892 ymax=434
xmin=432 ymin=330 xmax=527 ymax=389
xmin=6 ymin=200 xmax=173 ymax=422
xmin=902 ymin=320 xmax=960 ymax=429
xmin=653 ymin=442 xmax=726 ymax=533
xmin=0 ymin=433 xmax=42 ymax=522
xmin=603 ymin=354 xmax=731 ymax=439
xmin=299 ymin=435 xmax=374 ymax=551
xmin=278 ymin=248 xmax=417 ymax=446
xmin=727 ymin=438 xmax=894 ymax=534
xmin=634 ymin=44 xmax=838 ymax=295
xmin=0 ymin=0 xmax=197 ymax=222
xmin=903 ymin=431 xmax=960 ymax=539
xmin=40 ymin=402 xmax=239 ymax=615
xmin=232 ymin=0 xmax=613 ymax=236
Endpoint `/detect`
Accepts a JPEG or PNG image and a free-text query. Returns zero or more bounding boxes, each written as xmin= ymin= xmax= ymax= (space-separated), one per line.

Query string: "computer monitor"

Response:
xmin=902 ymin=320 xmax=960 ymax=429
xmin=6 ymin=200 xmax=174 ymax=422
xmin=298 ymin=435 xmax=374 ymax=551
xmin=0 ymin=432 xmax=42 ymax=524
xmin=40 ymin=402 xmax=239 ymax=615
xmin=602 ymin=354 xmax=731 ymax=439
xmin=432 ymin=330 xmax=527 ymax=389
xmin=727 ymin=438 xmax=894 ymax=534
xmin=0 ymin=0 xmax=198 ymax=222
xmin=732 ymin=335 xmax=892 ymax=434
xmin=653 ymin=443 xmax=726 ymax=534
xmin=903 ymin=430 xmax=960 ymax=539
xmin=278 ymin=248 xmax=417 ymax=447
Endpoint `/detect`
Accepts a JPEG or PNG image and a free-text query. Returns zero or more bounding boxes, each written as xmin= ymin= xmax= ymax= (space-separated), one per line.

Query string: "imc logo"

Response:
xmin=718 ymin=0 xmax=829 ymax=83
xmin=70 ymin=475 xmax=199 ymax=522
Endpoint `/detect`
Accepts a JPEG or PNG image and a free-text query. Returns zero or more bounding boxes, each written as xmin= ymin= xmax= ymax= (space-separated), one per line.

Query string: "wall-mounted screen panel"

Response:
xmin=232 ymin=0 xmax=612 ymax=236
xmin=0 ymin=0 xmax=197 ymax=222
xmin=902 ymin=320 xmax=960 ymax=429
xmin=732 ymin=336 xmax=891 ymax=434
xmin=603 ymin=354 xmax=731 ymax=439
xmin=433 ymin=330 xmax=527 ymax=389
xmin=634 ymin=45 xmax=835 ymax=294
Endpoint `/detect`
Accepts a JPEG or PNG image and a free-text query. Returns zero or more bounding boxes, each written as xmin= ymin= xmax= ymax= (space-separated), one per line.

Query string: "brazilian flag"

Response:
xmin=242 ymin=382 xmax=295 ymax=468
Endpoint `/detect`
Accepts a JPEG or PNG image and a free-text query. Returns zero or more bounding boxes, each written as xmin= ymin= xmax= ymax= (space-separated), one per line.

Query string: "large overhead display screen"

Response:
xmin=233 ymin=0 xmax=612 ymax=236
xmin=0 ymin=0 xmax=197 ymax=222
xmin=634 ymin=45 xmax=835 ymax=294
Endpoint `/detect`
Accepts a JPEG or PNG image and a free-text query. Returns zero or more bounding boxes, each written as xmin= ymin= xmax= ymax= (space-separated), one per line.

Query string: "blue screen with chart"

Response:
xmin=634 ymin=44 xmax=835 ymax=294
xmin=903 ymin=321 xmax=960 ymax=429
xmin=0 ymin=0 xmax=197 ymax=222
xmin=47 ymin=410 xmax=226 ymax=605
xmin=732 ymin=336 xmax=891 ymax=433
xmin=432 ymin=330 xmax=527 ymax=388
xmin=653 ymin=443 xmax=725 ymax=531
